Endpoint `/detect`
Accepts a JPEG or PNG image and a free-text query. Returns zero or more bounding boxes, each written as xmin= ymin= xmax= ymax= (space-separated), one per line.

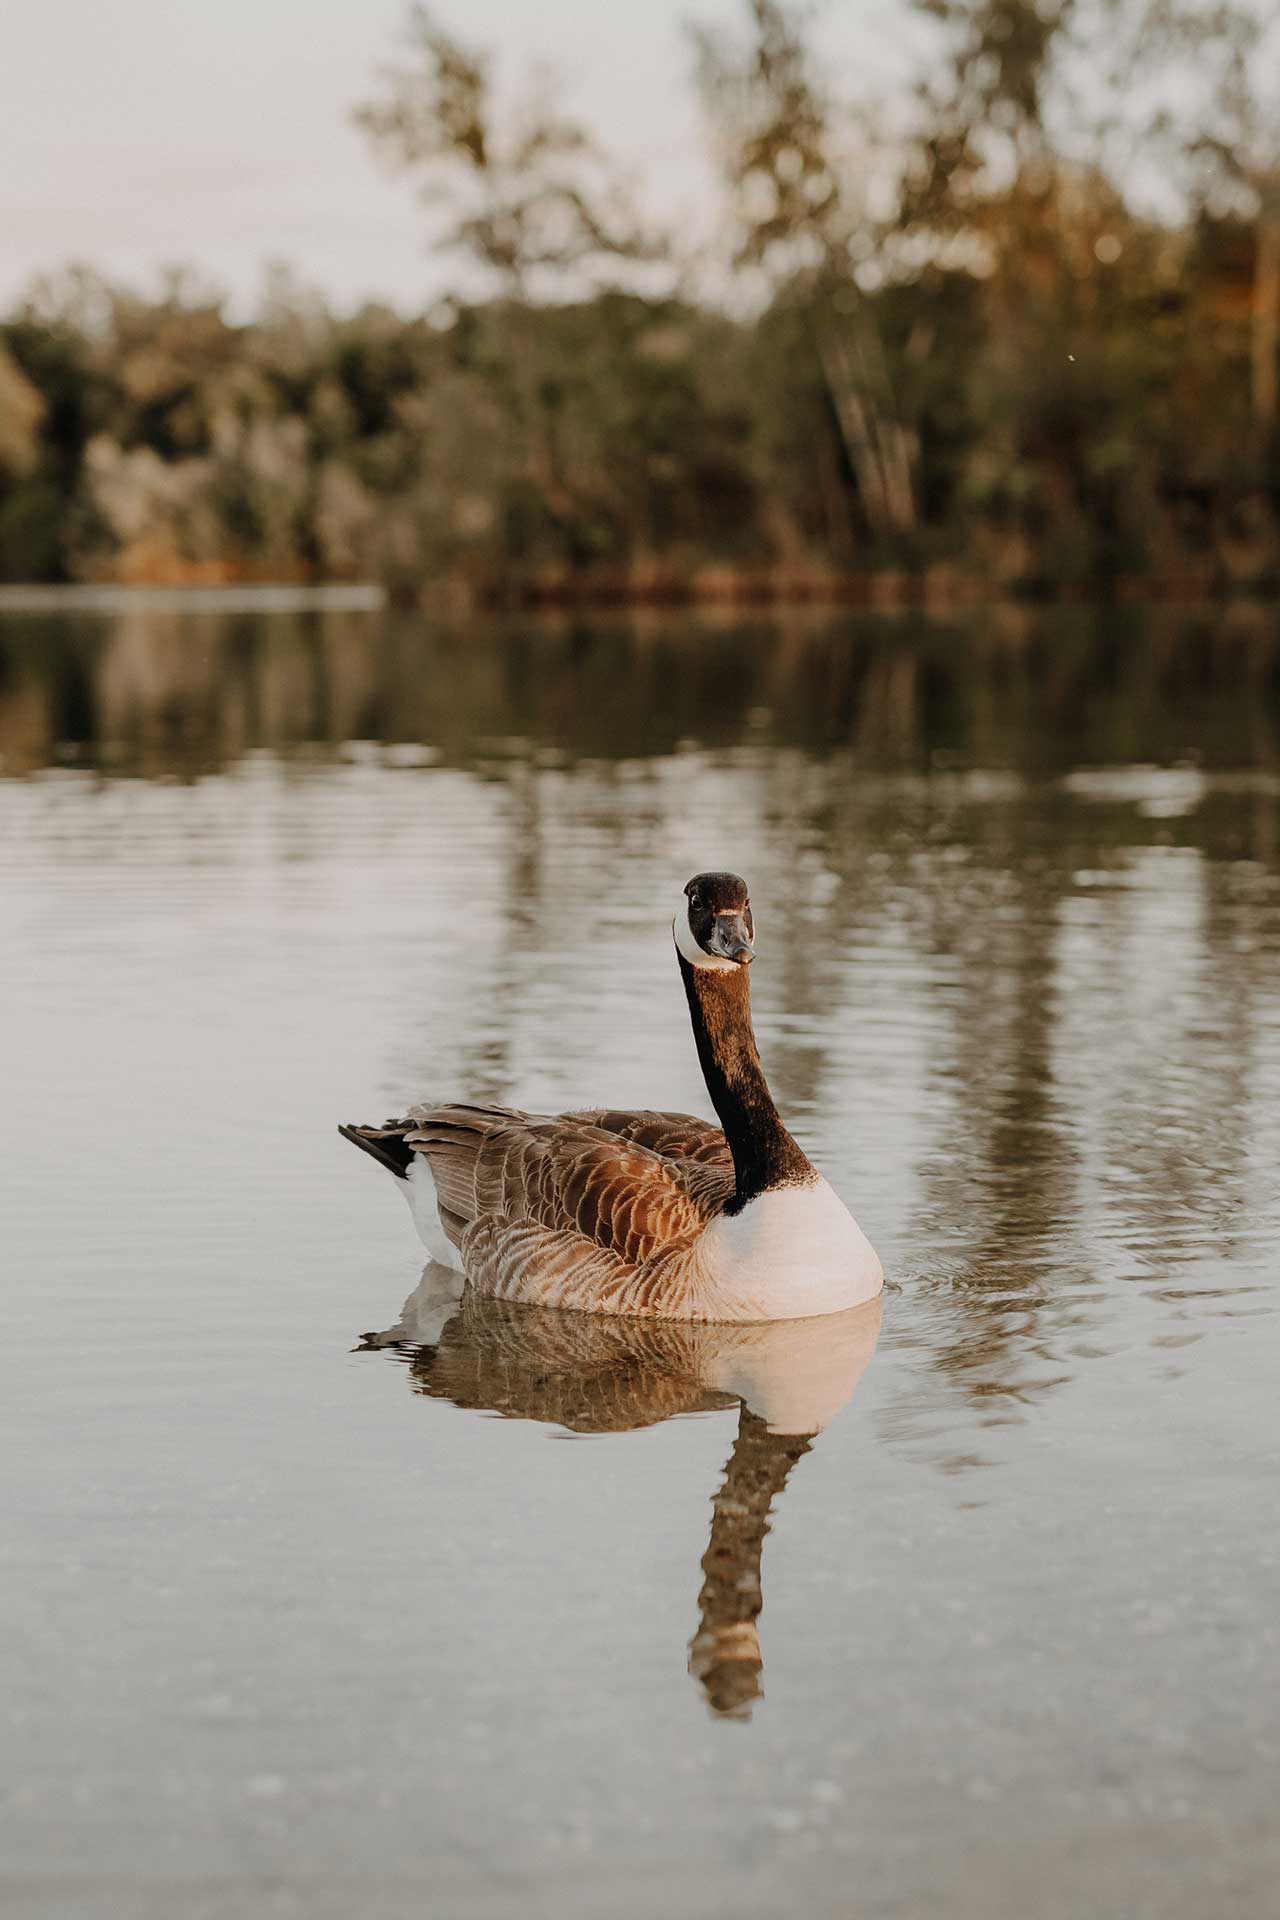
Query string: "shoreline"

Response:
xmin=1 ymin=568 xmax=1276 ymax=616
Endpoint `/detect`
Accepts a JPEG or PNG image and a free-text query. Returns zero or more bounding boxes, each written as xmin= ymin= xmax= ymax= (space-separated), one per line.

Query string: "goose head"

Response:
xmin=676 ymin=870 xmax=755 ymax=970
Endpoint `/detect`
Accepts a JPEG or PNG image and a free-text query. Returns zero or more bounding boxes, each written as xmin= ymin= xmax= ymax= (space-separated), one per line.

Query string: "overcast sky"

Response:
xmin=4 ymin=0 xmax=928 ymax=317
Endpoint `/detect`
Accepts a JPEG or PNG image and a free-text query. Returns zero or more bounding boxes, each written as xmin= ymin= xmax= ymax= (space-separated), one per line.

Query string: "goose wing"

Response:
xmin=402 ymin=1103 xmax=735 ymax=1313
xmin=565 ymin=1108 xmax=733 ymax=1172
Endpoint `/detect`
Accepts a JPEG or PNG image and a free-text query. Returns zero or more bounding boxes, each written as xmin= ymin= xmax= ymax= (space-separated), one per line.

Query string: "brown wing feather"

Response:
xmin=399 ymin=1102 xmax=737 ymax=1311
xmin=406 ymin=1106 xmax=718 ymax=1250
xmin=566 ymin=1108 xmax=732 ymax=1170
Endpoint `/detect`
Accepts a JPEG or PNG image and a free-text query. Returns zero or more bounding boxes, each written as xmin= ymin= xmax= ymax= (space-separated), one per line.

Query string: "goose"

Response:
xmin=340 ymin=871 xmax=883 ymax=1321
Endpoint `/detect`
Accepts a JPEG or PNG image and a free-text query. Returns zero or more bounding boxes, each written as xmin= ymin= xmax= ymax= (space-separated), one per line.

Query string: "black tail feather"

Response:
xmin=339 ymin=1121 xmax=414 ymax=1179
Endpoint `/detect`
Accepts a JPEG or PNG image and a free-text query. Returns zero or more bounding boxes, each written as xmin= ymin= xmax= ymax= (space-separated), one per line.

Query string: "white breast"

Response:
xmin=698 ymin=1179 xmax=882 ymax=1321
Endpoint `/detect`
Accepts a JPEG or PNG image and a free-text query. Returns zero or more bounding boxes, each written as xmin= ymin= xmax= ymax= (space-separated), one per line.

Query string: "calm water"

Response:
xmin=3 ymin=603 xmax=1279 ymax=1919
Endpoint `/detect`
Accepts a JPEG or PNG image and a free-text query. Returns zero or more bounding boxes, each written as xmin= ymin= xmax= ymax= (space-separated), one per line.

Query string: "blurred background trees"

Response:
xmin=354 ymin=3 xmax=661 ymax=298
xmin=0 ymin=0 xmax=1276 ymax=599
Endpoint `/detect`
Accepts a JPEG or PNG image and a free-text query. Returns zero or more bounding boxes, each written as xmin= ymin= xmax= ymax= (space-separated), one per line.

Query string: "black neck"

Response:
xmin=678 ymin=950 xmax=815 ymax=1209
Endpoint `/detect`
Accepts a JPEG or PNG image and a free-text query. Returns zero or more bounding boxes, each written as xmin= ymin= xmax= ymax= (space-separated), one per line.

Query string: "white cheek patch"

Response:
xmin=673 ymin=906 xmax=739 ymax=972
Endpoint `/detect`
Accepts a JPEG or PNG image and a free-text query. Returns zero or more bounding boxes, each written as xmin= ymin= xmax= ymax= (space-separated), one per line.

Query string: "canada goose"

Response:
xmin=360 ymin=1270 xmax=883 ymax=1716
xmin=340 ymin=871 xmax=883 ymax=1321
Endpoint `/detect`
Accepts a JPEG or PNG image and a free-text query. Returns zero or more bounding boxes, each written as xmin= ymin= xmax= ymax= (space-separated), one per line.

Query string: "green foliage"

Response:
xmin=1 ymin=1 xmax=1277 ymax=593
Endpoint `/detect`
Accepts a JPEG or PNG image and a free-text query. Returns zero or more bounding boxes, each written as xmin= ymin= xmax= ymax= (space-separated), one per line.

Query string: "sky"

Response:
xmin=3 ymin=0 xmax=927 ymax=318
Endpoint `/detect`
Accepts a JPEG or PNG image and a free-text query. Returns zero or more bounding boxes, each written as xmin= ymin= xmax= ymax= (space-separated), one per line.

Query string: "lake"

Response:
xmin=2 ymin=600 xmax=1278 ymax=1919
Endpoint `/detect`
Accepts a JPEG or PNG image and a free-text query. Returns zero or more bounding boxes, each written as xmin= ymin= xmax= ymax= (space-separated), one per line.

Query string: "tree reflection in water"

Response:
xmin=4 ymin=602 xmax=1280 ymax=779
xmin=359 ymin=1270 xmax=881 ymax=1720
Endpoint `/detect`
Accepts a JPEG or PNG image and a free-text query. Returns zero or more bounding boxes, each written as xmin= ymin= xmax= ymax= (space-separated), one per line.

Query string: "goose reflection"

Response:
xmin=360 ymin=1268 xmax=881 ymax=1719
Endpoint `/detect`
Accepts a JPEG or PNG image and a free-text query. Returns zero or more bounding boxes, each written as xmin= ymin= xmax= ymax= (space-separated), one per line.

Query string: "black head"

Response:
xmin=679 ymin=871 xmax=755 ymax=968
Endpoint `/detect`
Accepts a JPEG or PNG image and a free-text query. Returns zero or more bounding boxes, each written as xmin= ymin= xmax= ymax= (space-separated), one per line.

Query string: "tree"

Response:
xmin=354 ymin=4 xmax=661 ymax=299
xmin=1172 ymin=5 xmax=1279 ymax=442
xmin=692 ymin=0 xmax=918 ymax=539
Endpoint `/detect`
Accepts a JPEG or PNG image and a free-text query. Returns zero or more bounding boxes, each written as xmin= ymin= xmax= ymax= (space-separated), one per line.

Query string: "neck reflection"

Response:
xmin=689 ymin=1407 xmax=814 ymax=1719
xmin=360 ymin=1270 xmax=881 ymax=1720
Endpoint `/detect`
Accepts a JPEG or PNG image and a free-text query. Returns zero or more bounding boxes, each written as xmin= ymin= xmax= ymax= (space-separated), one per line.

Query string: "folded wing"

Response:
xmin=402 ymin=1102 xmax=736 ymax=1313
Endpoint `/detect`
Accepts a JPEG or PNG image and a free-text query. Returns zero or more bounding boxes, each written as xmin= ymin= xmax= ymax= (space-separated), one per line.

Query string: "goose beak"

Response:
xmin=712 ymin=913 xmax=755 ymax=966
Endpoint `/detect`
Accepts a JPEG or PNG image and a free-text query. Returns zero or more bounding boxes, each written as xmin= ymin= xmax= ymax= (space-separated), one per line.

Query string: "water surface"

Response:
xmin=3 ymin=603 xmax=1279 ymax=1918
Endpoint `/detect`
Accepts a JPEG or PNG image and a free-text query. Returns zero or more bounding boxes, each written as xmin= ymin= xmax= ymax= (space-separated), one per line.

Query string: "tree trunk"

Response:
xmin=1253 ymin=205 xmax=1279 ymax=445
xmin=815 ymin=304 xmax=917 ymax=540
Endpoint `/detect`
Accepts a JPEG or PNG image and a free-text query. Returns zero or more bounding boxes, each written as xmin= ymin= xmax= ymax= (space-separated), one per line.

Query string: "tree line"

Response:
xmin=0 ymin=0 xmax=1276 ymax=600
